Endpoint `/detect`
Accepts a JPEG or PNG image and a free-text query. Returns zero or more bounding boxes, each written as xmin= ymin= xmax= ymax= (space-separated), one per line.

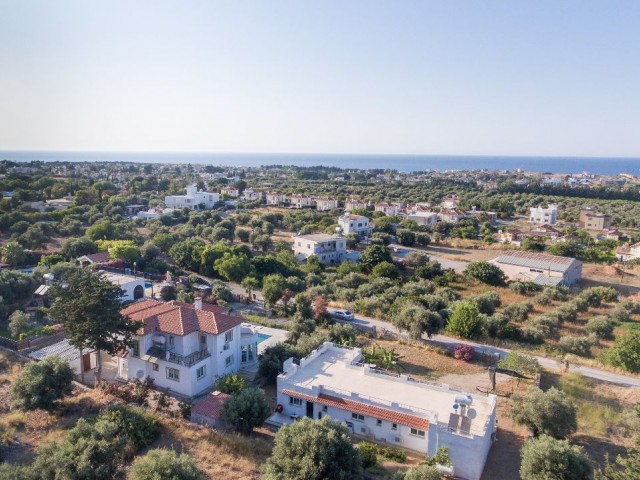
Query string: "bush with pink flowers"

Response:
xmin=452 ymin=344 xmax=475 ymax=361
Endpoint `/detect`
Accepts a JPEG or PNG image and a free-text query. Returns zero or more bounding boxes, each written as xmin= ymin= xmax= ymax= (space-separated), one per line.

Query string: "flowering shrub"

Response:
xmin=452 ymin=344 xmax=475 ymax=361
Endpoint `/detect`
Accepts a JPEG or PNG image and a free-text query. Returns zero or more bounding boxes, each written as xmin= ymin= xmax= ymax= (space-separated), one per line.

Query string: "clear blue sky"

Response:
xmin=1 ymin=1 xmax=639 ymax=156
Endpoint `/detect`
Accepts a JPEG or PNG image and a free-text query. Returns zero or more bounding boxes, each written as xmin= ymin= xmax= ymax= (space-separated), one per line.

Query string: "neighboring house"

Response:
xmin=117 ymin=298 xmax=258 ymax=399
xmin=77 ymin=251 xmax=111 ymax=267
xmin=338 ymin=213 xmax=372 ymax=237
xmin=125 ymin=205 xmax=146 ymax=216
xmin=438 ymin=209 xmax=466 ymax=224
xmin=288 ymin=194 xmax=313 ymax=209
xmin=374 ymin=202 xmax=399 ymax=216
xmin=191 ymin=390 xmax=231 ymax=428
xmin=265 ymin=192 xmax=286 ymax=206
xmin=529 ymin=204 xmax=558 ymax=225
xmin=441 ymin=195 xmax=461 ymax=209
xmin=465 ymin=207 xmax=498 ymax=223
xmin=412 ymin=202 xmax=435 ymax=212
xmin=616 ymin=243 xmax=638 ymax=262
xmin=221 ymin=186 xmax=240 ymax=198
xmin=292 ymin=233 xmax=347 ymax=265
xmin=489 ymin=251 xmax=582 ymax=286
xmin=29 ymin=338 xmax=97 ymax=375
xmin=165 ymin=186 xmax=220 ymax=210
xmin=268 ymin=342 xmax=497 ymax=480
xmin=345 ymin=198 xmax=369 ymax=211
xmin=496 ymin=229 xmax=523 ymax=246
xmin=137 ymin=207 xmax=176 ymax=220
xmin=45 ymin=197 xmax=74 ymax=210
xmin=606 ymin=229 xmax=623 ymax=241
xmin=579 ymin=208 xmax=612 ymax=231
xmin=102 ymin=272 xmax=146 ymax=302
xmin=242 ymin=188 xmax=263 ymax=202
xmin=314 ymin=196 xmax=339 ymax=211
xmin=407 ymin=211 xmax=438 ymax=226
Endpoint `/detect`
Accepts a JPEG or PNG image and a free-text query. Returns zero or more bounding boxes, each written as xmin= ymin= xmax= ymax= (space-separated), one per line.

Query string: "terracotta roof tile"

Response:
xmin=121 ymin=299 xmax=244 ymax=337
xmin=282 ymin=389 xmax=429 ymax=431
xmin=192 ymin=391 xmax=231 ymax=421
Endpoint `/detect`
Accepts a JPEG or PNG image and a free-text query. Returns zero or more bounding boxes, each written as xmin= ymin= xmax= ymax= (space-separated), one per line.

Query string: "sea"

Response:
xmin=1 ymin=150 xmax=639 ymax=176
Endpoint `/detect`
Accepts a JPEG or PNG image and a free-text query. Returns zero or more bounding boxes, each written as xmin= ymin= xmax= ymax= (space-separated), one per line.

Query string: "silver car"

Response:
xmin=332 ymin=309 xmax=355 ymax=321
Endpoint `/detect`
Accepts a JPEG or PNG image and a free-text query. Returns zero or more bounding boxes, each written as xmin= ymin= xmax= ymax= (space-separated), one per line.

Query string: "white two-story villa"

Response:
xmin=165 ymin=185 xmax=220 ymax=210
xmin=117 ymin=298 xmax=259 ymax=398
xmin=292 ymin=233 xmax=347 ymax=265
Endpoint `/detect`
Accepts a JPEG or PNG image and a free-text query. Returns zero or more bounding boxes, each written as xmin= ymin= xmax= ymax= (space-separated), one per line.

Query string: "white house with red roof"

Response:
xmin=338 ymin=212 xmax=372 ymax=237
xmin=117 ymin=298 xmax=259 ymax=398
xmin=269 ymin=342 xmax=497 ymax=480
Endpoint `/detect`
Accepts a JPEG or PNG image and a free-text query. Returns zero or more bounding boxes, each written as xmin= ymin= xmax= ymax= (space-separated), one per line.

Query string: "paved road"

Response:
xmin=389 ymin=244 xmax=469 ymax=272
xmin=341 ymin=313 xmax=640 ymax=388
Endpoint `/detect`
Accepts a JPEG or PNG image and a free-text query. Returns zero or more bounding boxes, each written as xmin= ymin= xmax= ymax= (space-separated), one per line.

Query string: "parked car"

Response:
xmin=332 ymin=309 xmax=355 ymax=321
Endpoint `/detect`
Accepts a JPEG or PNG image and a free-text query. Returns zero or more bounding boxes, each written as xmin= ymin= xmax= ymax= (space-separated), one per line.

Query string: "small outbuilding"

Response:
xmin=489 ymin=250 xmax=582 ymax=286
xmin=28 ymin=338 xmax=97 ymax=375
xmin=191 ymin=391 xmax=231 ymax=428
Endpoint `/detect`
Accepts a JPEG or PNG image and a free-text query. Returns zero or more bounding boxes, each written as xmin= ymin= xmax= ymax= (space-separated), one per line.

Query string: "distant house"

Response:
xmin=242 ymin=188 xmax=263 ymax=202
xmin=465 ymin=207 xmax=498 ymax=223
xmin=529 ymin=204 xmax=558 ymax=225
xmin=45 ymin=197 xmax=74 ymax=210
xmin=438 ymin=209 xmax=466 ymax=224
xmin=292 ymin=233 xmax=347 ymax=265
xmin=191 ymin=390 xmax=231 ymax=428
xmin=165 ymin=186 xmax=219 ymax=210
xmin=579 ymin=208 xmax=612 ymax=231
xmin=345 ymin=198 xmax=368 ymax=211
xmin=616 ymin=243 xmax=635 ymax=262
xmin=338 ymin=213 xmax=372 ymax=237
xmin=490 ymin=251 xmax=582 ymax=286
xmin=606 ymin=229 xmax=623 ymax=241
xmin=314 ymin=196 xmax=339 ymax=211
xmin=125 ymin=205 xmax=146 ymax=216
xmin=137 ymin=207 xmax=176 ymax=220
xmin=497 ymin=229 xmax=523 ymax=245
xmin=441 ymin=195 xmax=461 ymax=209
xmin=288 ymin=194 xmax=313 ymax=209
xmin=265 ymin=192 xmax=285 ymax=206
xmin=374 ymin=202 xmax=399 ymax=216
xmin=29 ymin=338 xmax=97 ymax=375
xmin=407 ymin=211 xmax=438 ymax=226
xmin=221 ymin=186 xmax=240 ymax=198
xmin=77 ymin=251 xmax=111 ymax=267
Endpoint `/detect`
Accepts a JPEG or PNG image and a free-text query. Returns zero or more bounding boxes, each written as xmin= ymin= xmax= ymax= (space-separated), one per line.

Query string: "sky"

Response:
xmin=1 ymin=1 xmax=639 ymax=157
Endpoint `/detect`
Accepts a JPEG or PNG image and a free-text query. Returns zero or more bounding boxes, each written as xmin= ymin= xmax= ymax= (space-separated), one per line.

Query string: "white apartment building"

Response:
xmin=374 ymin=202 xmax=399 ymax=216
xmin=345 ymin=198 xmax=368 ymax=211
xmin=269 ymin=343 xmax=497 ymax=480
xmin=315 ymin=196 xmax=339 ymax=211
xmin=242 ymin=188 xmax=263 ymax=201
xmin=288 ymin=194 xmax=313 ymax=209
xmin=265 ymin=192 xmax=285 ymax=205
xmin=117 ymin=298 xmax=259 ymax=399
xmin=165 ymin=186 xmax=220 ymax=210
xmin=292 ymin=233 xmax=347 ymax=264
xmin=529 ymin=204 xmax=558 ymax=225
xmin=338 ymin=213 xmax=372 ymax=237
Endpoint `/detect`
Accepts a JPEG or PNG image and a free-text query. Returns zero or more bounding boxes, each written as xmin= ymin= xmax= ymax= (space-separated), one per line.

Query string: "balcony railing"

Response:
xmin=168 ymin=348 xmax=211 ymax=367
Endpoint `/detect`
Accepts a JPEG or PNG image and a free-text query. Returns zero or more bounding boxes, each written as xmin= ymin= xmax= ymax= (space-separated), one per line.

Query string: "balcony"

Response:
xmin=167 ymin=349 xmax=211 ymax=367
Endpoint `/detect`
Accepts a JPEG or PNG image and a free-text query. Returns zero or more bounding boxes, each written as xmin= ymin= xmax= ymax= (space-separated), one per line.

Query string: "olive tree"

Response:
xmin=512 ymin=388 xmax=577 ymax=438
xmin=11 ymin=356 xmax=74 ymax=411
xmin=520 ymin=435 xmax=592 ymax=480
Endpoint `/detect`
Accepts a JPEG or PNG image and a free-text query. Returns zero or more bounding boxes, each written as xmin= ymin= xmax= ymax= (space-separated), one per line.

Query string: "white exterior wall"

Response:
xmin=165 ymin=187 xmax=220 ymax=210
xmin=493 ymin=260 xmax=582 ymax=286
xmin=120 ymin=279 xmax=146 ymax=302
xmin=242 ymin=189 xmax=262 ymax=201
xmin=529 ymin=205 xmax=558 ymax=224
xmin=316 ymin=198 xmax=339 ymax=211
xmin=292 ymin=237 xmax=347 ymax=264
xmin=408 ymin=213 xmax=438 ymax=226
xmin=338 ymin=215 xmax=371 ymax=236
xmin=289 ymin=196 xmax=313 ymax=208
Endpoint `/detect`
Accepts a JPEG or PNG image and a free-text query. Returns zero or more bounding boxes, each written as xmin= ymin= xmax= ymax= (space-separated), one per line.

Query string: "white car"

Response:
xmin=332 ymin=309 xmax=355 ymax=321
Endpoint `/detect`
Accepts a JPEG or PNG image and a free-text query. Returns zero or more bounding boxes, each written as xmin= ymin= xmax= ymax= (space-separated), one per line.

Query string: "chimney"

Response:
xmin=194 ymin=295 xmax=203 ymax=311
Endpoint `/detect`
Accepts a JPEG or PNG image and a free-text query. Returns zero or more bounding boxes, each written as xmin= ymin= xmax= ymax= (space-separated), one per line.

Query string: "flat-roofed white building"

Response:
xmin=489 ymin=250 xmax=582 ymax=286
xmin=292 ymin=233 xmax=346 ymax=264
xmin=408 ymin=211 xmax=438 ymax=226
xmin=529 ymin=204 xmax=558 ymax=225
xmin=269 ymin=343 xmax=497 ymax=480
xmin=101 ymin=271 xmax=146 ymax=302
xmin=338 ymin=213 xmax=372 ymax=237
xmin=165 ymin=186 xmax=219 ymax=210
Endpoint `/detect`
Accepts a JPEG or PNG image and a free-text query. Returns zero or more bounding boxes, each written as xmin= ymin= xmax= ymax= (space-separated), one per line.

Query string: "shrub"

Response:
xmin=11 ymin=356 xmax=74 ymax=411
xmin=446 ymin=301 xmax=484 ymax=339
xmin=379 ymin=446 xmax=407 ymax=463
xmin=452 ymin=344 xmax=475 ymax=361
xmin=464 ymin=261 xmax=506 ymax=286
xmin=403 ymin=464 xmax=443 ymax=480
xmin=497 ymin=352 xmax=539 ymax=376
xmin=503 ymin=302 xmax=534 ymax=322
xmin=486 ymin=313 xmax=521 ymax=340
xmin=585 ymin=316 xmax=616 ymax=340
xmin=601 ymin=331 xmax=640 ymax=373
xmin=97 ymin=405 xmax=161 ymax=453
xmin=358 ymin=442 xmax=378 ymax=468
xmin=512 ymin=388 xmax=577 ymax=438
xmin=221 ymin=387 xmax=271 ymax=435
xmin=519 ymin=326 xmax=545 ymax=344
xmin=130 ymin=449 xmax=207 ymax=480
xmin=213 ymin=373 xmax=248 ymax=395
xmin=469 ymin=291 xmax=501 ymax=315
xmin=608 ymin=306 xmax=630 ymax=323
xmin=558 ymin=335 xmax=594 ymax=357
xmin=520 ymin=435 xmax=592 ymax=480
xmin=527 ymin=314 xmax=560 ymax=339
xmin=263 ymin=417 xmax=363 ymax=480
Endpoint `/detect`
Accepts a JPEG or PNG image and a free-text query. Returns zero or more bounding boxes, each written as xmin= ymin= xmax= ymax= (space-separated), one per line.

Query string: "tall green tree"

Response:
xmin=221 ymin=387 xmax=271 ymax=435
xmin=512 ymin=387 xmax=577 ymax=439
xmin=446 ymin=301 xmax=484 ymax=339
xmin=11 ymin=356 xmax=74 ymax=411
xmin=49 ymin=269 xmax=139 ymax=383
xmin=520 ymin=435 xmax=592 ymax=480
xmin=359 ymin=245 xmax=392 ymax=272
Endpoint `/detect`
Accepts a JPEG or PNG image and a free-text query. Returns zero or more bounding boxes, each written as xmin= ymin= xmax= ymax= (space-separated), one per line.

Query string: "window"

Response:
xmin=392 ymin=423 xmax=398 ymax=431
xmin=351 ymin=413 xmax=365 ymax=422
xmin=225 ymin=330 xmax=233 ymax=343
xmin=196 ymin=365 xmax=206 ymax=380
xmin=152 ymin=363 xmax=159 ymax=372
xmin=169 ymin=336 xmax=174 ymax=346
xmin=289 ymin=397 xmax=303 ymax=406
xmin=166 ymin=367 xmax=180 ymax=382
xmin=200 ymin=335 xmax=207 ymax=347
xmin=410 ymin=428 xmax=425 ymax=438
xmin=225 ymin=355 xmax=233 ymax=367
xmin=322 ymin=405 xmax=328 ymax=412
xmin=131 ymin=340 xmax=140 ymax=357
xmin=376 ymin=419 xmax=382 ymax=427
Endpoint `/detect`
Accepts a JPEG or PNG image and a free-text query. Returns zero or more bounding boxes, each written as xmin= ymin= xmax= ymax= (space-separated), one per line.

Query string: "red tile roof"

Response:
xmin=282 ymin=389 xmax=429 ymax=431
xmin=192 ymin=391 xmax=231 ymax=420
xmin=80 ymin=251 xmax=111 ymax=264
xmin=121 ymin=299 xmax=244 ymax=337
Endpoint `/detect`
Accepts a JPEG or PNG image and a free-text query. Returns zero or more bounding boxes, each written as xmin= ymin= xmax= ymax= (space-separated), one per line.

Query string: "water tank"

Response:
xmin=152 ymin=334 xmax=166 ymax=345
xmin=454 ymin=394 xmax=472 ymax=406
